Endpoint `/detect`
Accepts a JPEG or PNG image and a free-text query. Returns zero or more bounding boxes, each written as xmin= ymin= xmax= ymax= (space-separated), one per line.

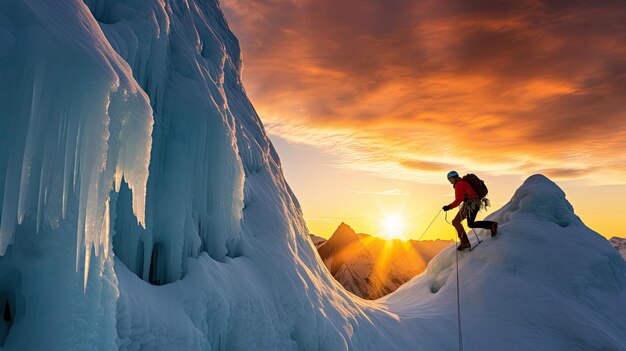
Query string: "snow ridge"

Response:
xmin=384 ymin=175 xmax=626 ymax=350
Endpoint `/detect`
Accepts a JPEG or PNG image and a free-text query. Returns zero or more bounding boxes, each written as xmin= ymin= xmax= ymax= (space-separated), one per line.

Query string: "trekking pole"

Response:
xmin=416 ymin=209 xmax=442 ymax=241
xmin=471 ymin=229 xmax=482 ymax=244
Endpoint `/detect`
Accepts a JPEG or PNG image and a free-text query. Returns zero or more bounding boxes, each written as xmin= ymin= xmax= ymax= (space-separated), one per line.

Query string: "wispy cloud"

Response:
xmin=222 ymin=0 xmax=626 ymax=184
xmin=349 ymin=189 xmax=409 ymax=196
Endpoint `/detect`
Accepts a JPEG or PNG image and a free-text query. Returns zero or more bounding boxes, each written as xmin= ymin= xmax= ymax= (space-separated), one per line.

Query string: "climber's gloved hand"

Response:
xmin=442 ymin=205 xmax=451 ymax=211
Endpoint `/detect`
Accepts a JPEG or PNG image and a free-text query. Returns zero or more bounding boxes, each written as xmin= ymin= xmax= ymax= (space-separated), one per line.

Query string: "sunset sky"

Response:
xmin=221 ymin=0 xmax=626 ymax=241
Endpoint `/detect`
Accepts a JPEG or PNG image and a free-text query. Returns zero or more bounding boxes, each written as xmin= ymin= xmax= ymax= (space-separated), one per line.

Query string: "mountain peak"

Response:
xmin=488 ymin=174 xmax=581 ymax=227
xmin=317 ymin=222 xmax=371 ymax=273
xmin=337 ymin=221 xmax=352 ymax=230
xmin=326 ymin=222 xmax=359 ymax=245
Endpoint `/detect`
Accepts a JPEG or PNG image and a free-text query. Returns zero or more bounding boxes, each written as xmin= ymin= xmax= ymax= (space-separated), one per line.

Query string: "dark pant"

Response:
xmin=452 ymin=204 xmax=495 ymax=243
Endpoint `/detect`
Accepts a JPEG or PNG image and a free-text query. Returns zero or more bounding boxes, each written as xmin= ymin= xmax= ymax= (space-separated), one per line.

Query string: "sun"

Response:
xmin=380 ymin=214 xmax=406 ymax=240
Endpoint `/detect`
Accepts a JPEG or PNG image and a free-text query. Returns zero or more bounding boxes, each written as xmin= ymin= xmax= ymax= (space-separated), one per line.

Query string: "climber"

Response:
xmin=442 ymin=170 xmax=498 ymax=251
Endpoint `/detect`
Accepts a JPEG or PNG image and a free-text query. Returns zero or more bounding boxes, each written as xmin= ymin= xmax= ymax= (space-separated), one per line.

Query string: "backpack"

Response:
xmin=462 ymin=174 xmax=488 ymax=199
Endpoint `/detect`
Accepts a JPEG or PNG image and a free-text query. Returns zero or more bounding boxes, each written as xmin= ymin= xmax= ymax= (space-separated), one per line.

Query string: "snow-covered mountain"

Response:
xmin=357 ymin=234 xmax=453 ymax=278
xmin=317 ymin=223 xmax=407 ymax=299
xmin=314 ymin=225 xmax=452 ymax=299
xmin=610 ymin=237 xmax=626 ymax=260
xmin=0 ymin=1 xmax=625 ymax=350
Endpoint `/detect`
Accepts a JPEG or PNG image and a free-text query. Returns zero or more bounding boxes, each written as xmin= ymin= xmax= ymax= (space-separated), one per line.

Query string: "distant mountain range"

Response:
xmin=312 ymin=223 xmax=453 ymax=299
xmin=610 ymin=237 xmax=626 ymax=260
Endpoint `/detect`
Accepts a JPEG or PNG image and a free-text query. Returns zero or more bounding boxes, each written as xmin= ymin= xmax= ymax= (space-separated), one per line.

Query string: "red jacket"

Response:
xmin=448 ymin=179 xmax=478 ymax=209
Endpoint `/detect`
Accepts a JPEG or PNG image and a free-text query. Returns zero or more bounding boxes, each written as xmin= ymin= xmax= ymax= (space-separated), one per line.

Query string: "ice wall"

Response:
xmin=82 ymin=0 xmax=249 ymax=285
xmin=0 ymin=0 xmax=351 ymax=348
xmin=0 ymin=0 xmax=153 ymax=348
xmin=0 ymin=0 xmax=153 ymax=272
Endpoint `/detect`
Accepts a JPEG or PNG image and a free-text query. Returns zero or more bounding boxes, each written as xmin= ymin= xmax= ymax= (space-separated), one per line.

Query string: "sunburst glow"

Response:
xmin=380 ymin=215 xmax=406 ymax=240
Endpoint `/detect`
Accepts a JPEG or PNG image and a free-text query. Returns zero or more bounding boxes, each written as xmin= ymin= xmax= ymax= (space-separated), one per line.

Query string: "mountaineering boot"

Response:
xmin=457 ymin=241 xmax=471 ymax=251
xmin=490 ymin=222 xmax=498 ymax=237
xmin=457 ymin=233 xmax=471 ymax=251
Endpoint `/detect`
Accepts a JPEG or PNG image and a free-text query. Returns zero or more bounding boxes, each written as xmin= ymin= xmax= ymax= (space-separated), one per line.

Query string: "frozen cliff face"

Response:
xmin=0 ymin=0 xmax=153 ymax=348
xmin=0 ymin=1 xmax=625 ymax=351
xmin=0 ymin=0 xmax=352 ymax=349
xmin=0 ymin=0 xmax=154 ymax=278
xmin=84 ymin=0 xmax=250 ymax=285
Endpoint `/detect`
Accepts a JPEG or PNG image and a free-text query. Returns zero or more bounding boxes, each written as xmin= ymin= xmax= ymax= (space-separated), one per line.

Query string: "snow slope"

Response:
xmin=382 ymin=174 xmax=626 ymax=350
xmin=0 ymin=0 xmax=625 ymax=350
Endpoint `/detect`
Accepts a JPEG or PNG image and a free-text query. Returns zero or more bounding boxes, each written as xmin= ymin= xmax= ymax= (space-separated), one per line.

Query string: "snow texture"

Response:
xmin=0 ymin=0 xmax=625 ymax=350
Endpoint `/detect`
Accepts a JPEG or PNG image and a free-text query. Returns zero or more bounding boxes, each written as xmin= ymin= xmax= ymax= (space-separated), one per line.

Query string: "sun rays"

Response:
xmin=379 ymin=214 xmax=407 ymax=240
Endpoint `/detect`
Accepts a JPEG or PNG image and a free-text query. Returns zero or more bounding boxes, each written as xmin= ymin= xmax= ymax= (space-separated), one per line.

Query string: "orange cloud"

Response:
xmin=222 ymin=0 xmax=626 ymax=183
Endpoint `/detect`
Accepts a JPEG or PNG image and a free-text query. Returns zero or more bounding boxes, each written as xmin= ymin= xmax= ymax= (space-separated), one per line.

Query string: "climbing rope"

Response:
xmin=454 ymin=232 xmax=464 ymax=351
xmin=415 ymin=209 xmax=442 ymax=241
xmin=418 ymin=209 xmax=466 ymax=351
xmin=446 ymin=211 xmax=465 ymax=351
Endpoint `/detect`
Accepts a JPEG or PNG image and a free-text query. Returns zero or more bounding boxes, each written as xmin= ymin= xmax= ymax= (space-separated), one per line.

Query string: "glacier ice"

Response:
xmin=0 ymin=0 xmax=625 ymax=350
xmin=0 ymin=0 xmax=153 ymax=289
